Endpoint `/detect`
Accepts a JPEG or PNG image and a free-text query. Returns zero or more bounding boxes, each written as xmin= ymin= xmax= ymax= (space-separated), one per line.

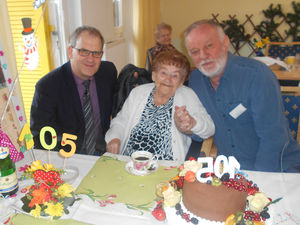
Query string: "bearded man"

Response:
xmin=175 ymin=19 xmax=300 ymax=172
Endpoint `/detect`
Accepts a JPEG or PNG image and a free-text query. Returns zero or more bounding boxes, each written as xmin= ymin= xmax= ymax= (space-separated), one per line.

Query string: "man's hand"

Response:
xmin=174 ymin=105 xmax=196 ymax=134
xmin=106 ymin=138 xmax=121 ymax=154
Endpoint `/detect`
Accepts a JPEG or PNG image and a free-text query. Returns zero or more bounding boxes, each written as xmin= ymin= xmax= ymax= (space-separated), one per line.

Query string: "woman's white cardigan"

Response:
xmin=105 ymin=83 xmax=215 ymax=162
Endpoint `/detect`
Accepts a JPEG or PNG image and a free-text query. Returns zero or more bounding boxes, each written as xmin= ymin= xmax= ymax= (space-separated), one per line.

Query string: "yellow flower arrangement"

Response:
xmin=21 ymin=160 xmax=64 ymax=180
xmin=54 ymin=183 xmax=74 ymax=198
xmin=25 ymin=160 xmax=58 ymax=173
xmin=30 ymin=204 xmax=42 ymax=218
xmin=20 ymin=161 xmax=79 ymax=220
xmin=44 ymin=202 xmax=64 ymax=219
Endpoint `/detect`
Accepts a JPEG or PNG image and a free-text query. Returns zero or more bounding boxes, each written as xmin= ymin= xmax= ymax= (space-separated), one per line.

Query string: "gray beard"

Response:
xmin=197 ymin=51 xmax=227 ymax=78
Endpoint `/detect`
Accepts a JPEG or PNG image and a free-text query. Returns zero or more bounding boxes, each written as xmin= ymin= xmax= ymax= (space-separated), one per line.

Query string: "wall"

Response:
xmin=160 ymin=0 xmax=295 ymax=60
xmin=0 ymin=0 xmax=24 ymax=113
xmin=0 ymin=0 xmax=18 ymax=83
xmin=62 ymin=0 xmax=133 ymax=73
xmin=105 ymin=0 xmax=134 ymax=72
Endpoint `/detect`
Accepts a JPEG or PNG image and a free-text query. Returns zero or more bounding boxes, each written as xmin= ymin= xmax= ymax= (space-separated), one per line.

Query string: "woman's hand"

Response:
xmin=174 ymin=105 xmax=196 ymax=134
xmin=106 ymin=138 xmax=121 ymax=154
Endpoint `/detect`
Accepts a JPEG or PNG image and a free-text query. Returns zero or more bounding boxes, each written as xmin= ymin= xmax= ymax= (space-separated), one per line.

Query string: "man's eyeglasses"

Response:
xmin=73 ymin=47 xmax=103 ymax=58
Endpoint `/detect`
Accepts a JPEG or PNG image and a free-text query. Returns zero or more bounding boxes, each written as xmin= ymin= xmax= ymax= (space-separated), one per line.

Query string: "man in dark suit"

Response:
xmin=30 ymin=26 xmax=117 ymax=155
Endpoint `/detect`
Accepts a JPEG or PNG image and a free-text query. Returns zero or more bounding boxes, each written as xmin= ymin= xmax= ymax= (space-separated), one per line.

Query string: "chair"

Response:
xmin=200 ymin=136 xmax=218 ymax=158
xmin=282 ymin=95 xmax=300 ymax=142
xmin=265 ymin=41 xmax=300 ymax=88
xmin=265 ymin=42 xmax=300 ymax=142
xmin=265 ymin=41 xmax=300 ymax=61
xmin=111 ymin=64 xmax=152 ymax=118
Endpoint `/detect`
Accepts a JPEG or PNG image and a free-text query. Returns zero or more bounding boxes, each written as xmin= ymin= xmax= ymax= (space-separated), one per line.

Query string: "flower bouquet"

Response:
xmin=253 ymin=36 xmax=270 ymax=56
xmin=20 ymin=160 xmax=79 ymax=219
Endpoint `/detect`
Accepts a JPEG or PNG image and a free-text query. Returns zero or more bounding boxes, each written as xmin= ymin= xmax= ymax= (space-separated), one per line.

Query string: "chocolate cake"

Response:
xmin=182 ymin=179 xmax=248 ymax=222
xmin=156 ymin=157 xmax=276 ymax=225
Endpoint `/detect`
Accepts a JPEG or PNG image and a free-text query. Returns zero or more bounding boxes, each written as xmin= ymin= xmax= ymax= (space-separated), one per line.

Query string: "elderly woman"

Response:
xmin=145 ymin=23 xmax=176 ymax=74
xmin=105 ymin=50 xmax=214 ymax=161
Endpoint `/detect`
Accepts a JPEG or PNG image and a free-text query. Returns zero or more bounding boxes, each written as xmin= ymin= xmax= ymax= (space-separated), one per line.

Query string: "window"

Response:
xmin=113 ymin=0 xmax=123 ymax=37
xmin=113 ymin=0 xmax=122 ymax=27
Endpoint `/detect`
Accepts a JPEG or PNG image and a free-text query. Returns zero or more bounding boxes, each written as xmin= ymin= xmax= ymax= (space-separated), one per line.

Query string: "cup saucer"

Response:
xmin=125 ymin=160 xmax=158 ymax=176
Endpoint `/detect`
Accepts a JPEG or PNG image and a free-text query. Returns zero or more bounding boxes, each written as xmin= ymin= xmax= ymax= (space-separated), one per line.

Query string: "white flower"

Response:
xmin=179 ymin=160 xmax=202 ymax=176
xmin=162 ymin=186 xmax=181 ymax=207
xmin=247 ymin=192 xmax=270 ymax=213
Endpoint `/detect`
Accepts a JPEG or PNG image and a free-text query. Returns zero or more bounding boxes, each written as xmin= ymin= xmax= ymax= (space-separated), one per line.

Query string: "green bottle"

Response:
xmin=0 ymin=146 xmax=18 ymax=196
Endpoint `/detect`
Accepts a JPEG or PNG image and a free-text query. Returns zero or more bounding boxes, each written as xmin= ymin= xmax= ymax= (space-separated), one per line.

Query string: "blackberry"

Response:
xmin=190 ymin=217 xmax=199 ymax=224
xmin=175 ymin=203 xmax=181 ymax=210
xmin=176 ymin=209 xmax=183 ymax=215
xmin=221 ymin=173 xmax=230 ymax=181
xmin=260 ymin=211 xmax=270 ymax=219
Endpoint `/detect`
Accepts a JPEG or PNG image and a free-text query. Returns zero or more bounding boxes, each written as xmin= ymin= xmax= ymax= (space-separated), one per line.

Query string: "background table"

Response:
xmin=1 ymin=150 xmax=300 ymax=224
xmin=273 ymin=69 xmax=300 ymax=81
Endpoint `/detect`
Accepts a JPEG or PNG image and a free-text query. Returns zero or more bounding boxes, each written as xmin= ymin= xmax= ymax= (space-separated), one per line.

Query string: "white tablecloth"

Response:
xmin=1 ymin=150 xmax=300 ymax=225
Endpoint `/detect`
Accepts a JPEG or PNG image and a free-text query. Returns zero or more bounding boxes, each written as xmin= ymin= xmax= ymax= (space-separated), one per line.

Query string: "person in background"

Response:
xmin=30 ymin=25 xmax=117 ymax=155
xmin=105 ymin=50 xmax=214 ymax=162
xmin=175 ymin=19 xmax=300 ymax=172
xmin=145 ymin=22 xmax=176 ymax=74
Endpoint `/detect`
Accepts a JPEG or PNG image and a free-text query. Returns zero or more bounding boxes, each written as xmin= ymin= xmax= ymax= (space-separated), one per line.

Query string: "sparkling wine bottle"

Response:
xmin=0 ymin=146 xmax=18 ymax=196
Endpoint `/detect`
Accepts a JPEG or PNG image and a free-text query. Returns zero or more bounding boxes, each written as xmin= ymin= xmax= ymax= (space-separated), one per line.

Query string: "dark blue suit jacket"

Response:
xmin=30 ymin=61 xmax=117 ymax=154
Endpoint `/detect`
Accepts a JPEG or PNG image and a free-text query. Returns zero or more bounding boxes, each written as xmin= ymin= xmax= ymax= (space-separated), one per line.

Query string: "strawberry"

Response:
xmin=189 ymin=156 xmax=196 ymax=161
xmin=155 ymin=199 xmax=164 ymax=209
xmin=175 ymin=176 xmax=184 ymax=188
xmin=247 ymin=187 xmax=257 ymax=195
xmin=152 ymin=208 xmax=166 ymax=221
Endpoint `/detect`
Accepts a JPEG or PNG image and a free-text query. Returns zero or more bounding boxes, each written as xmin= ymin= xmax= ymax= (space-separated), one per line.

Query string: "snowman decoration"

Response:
xmin=21 ymin=18 xmax=39 ymax=70
xmin=33 ymin=0 xmax=46 ymax=9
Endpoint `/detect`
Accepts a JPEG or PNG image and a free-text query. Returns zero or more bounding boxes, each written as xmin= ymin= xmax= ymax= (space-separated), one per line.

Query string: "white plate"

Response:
xmin=125 ymin=160 xmax=158 ymax=176
xmin=61 ymin=166 xmax=79 ymax=184
xmin=10 ymin=197 xmax=80 ymax=220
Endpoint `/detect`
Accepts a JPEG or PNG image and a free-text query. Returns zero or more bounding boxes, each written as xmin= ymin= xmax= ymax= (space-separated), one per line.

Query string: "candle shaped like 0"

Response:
xmin=196 ymin=155 xmax=240 ymax=183
xmin=39 ymin=126 xmax=57 ymax=150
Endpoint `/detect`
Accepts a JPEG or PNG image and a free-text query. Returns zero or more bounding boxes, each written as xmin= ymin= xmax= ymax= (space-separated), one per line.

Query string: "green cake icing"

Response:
xmin=11 ymin=214 xmax=89 ymax=225
xmin=75 ymin=156 xmax=178 ymax=211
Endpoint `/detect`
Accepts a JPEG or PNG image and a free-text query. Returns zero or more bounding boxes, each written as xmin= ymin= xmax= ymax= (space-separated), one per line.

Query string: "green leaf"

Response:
xmin=271 ymin=197 xmax=283 ymax=204
xmin=63 ymin=196 xmax=75 ymax=207
xmin=101 ymin=156 xmax=118 ymax=162
xmin=64 ymin=208 xmax=70 ymax=214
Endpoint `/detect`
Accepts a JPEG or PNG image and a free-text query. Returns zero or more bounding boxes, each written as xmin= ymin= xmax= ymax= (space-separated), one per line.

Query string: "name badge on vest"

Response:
xmin=229 ymin=103 xmax=246 ymax=119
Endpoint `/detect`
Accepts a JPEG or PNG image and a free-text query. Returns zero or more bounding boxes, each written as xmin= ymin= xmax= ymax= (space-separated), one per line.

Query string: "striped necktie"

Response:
xmin=82 ymin=80 xmax=96 ymax=155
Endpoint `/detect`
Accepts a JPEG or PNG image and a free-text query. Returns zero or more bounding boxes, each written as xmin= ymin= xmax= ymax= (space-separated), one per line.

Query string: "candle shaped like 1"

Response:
xmin=18 ymin=123 xmax=34 ymax=149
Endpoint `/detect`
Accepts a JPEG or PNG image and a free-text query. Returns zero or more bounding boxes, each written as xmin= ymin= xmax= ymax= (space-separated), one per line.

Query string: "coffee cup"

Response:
xmin=131 ymin=151 xmax=153 ymax=172
xmin=285 ymin=56 xmax=295 ymax=65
